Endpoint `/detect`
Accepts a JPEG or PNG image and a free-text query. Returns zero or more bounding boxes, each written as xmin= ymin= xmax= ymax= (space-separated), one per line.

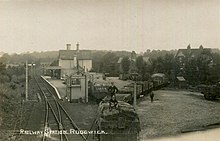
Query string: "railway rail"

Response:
xmin=34 ymin=76 xmax=88 ymax=141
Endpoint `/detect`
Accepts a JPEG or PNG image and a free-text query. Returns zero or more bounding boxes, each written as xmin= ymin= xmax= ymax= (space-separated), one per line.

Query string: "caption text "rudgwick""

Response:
xmin=19 ymin=129 xmax=107 ymax=135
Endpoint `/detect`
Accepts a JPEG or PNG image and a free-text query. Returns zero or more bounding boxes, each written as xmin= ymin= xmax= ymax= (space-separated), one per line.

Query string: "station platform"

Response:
xmin=42 ymin=76 xmax=133 ymax=101
xmin=42 ymin=76 xmax=66 ymax=100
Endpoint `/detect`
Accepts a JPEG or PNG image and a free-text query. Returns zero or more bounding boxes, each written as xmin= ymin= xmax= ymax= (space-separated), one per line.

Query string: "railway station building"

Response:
xmin=58 ymin=43 xmax=92 ymax=78
xmin=44 ymin=43 xmax=92 ymax=79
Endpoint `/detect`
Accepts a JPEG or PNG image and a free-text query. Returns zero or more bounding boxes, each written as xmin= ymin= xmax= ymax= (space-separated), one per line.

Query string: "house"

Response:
xmin=174 ymin=44 xmax=214 ymax=85
xmin=175 ymin=44 xmax=212 ymax=69
xmin=58 ymin=43 xmax=92 ymax=78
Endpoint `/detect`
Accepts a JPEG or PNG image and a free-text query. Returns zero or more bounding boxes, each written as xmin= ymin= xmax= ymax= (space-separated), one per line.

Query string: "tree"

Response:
xmin=6 ymin=66 xmax=25 ymax=81
xmin=50 ymin=60 xmax=59 ymax=66
xmin=151 ymin=56 xmax=164 ymax=73
xmin=91 ymin=51 xmax=106 ymax=72
xmin=196 ymin=50 xmax=212 ymax=84
xmin=136 ymin=56 xmax=144 ymax=72
xmin=99 ymin=52 xmax=119 ymax=76
xmin=0 ymin=57 xmax=7 ymax=73
xmin=135 ymin=56 xmax=154 ymax=81
xmin=121 ymin=57 xmax=130 ymax=74
xmin=206 ymin=53 xmax=220 ymax=84
xmin=163 ymin=53 xmax=175 ymax=79
xmin=184 ymin=57 xmax=198 ymax=85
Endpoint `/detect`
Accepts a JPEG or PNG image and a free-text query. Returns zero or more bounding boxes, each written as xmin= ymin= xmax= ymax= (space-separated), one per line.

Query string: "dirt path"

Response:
xmin=137 ymin=90 xmax=220 ymax=140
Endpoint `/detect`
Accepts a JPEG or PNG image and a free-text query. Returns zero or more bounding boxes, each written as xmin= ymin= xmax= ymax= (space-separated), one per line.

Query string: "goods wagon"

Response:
xmin=89 ymin=79 xmax=166 ymax=103
xmin=198 ymin=83 xmax=220 ymax=100
xmin=96 ymin=101 xmax=140 ymax=141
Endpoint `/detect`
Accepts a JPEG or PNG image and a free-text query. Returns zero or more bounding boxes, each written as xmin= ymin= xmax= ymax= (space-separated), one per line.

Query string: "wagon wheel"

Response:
xmin=208 ymin=93 xmax=213 ymax=100
xmin=211 ymin=95 xmax=216 ymax=100
xmin=204 ymin=93 xmax=210 ymax=100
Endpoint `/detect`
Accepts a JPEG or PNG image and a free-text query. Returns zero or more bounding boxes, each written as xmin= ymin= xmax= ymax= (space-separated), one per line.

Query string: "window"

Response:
xmin=71 ymin=78 xmax=81 ymax=85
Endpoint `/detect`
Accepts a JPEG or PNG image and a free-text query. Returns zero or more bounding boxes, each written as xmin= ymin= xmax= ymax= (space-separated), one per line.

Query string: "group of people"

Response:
xmin=107 ymin=81 xmax=155 ymax=111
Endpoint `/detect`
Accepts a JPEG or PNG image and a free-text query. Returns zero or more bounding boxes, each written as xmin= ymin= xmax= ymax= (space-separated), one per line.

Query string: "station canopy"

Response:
xmin=45 ymin=66 xmax=61 ymax=70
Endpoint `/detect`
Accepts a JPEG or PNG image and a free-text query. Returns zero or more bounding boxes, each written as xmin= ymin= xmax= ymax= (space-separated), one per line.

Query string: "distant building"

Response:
xmin=176 ymin=76 xmax=187 ymax=88
xmin=175 ymin=44 xmax=212 ymax=69
xmin=130 ymin=51 xmax=136 ymax=62
xmin=174 ymin=44 xmax=214 ymax=86
xmin=6 ymin=63 xmax=20 ymax=68
xmin=58 ymin=43 xmax=92 ymax=78
xmin=117 ymin=57 xmax=123 ymax=73
xmin=142 ymin=56 xmax=151 ymax=65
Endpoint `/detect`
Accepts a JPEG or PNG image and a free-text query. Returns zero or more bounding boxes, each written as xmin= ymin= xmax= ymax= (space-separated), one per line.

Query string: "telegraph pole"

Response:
xmin=134 ymin=80 xmax=137 ymax=109
xmin=132 ymin=72 xmax=138 ymax=110
xmin=76 ymin=42 xmax=79 ymax=71
xmin=25 ymin=60 xmax=28 ymax=101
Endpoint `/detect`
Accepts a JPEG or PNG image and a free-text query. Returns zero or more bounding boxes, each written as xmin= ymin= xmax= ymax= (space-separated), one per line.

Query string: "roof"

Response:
xmin=175 ymin=45 xmax=211 ymax=58
xmin=176 ymin=51 xmax=185 ymax=57
xmin=177 ymin=76 xmax=186 ymax=81
xmin=151 ymin=73 xmax=165 ymax=78
xmin=117 ymin=57 xmax=123 ymax=63
xmin=59 ymin=50 xmax=92 ymax=60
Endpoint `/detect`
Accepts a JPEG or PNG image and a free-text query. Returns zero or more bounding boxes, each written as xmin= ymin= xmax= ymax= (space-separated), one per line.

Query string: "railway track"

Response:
xmin=34 ymin=76 xmax=88 ymax=141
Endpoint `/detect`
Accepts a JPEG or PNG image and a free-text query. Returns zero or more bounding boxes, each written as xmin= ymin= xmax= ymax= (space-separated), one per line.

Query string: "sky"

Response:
xmin=0 ymin=0 xmax=220 ymax=54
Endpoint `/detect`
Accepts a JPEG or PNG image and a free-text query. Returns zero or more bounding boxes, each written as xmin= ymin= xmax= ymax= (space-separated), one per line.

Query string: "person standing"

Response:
xmin=150 ymin=91 xmax=154 ymax=103
xmin=108 ymin=82 xmax=119 ymax=111
xmin=108 ymin=82 xmax=118 ymax=97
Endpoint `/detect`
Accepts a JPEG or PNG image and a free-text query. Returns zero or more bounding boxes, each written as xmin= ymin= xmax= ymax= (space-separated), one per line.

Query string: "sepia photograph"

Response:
xmin=0 ymin=0 xmax=220 ymax=141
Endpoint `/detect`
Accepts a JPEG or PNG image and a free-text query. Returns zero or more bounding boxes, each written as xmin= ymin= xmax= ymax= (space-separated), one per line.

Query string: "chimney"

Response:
xmin=187 ymin=44 xmax=191 ymax=50
xmin=199 ymin=45 xmax=203 ymax=50
xmin=66 ymin=44 xmax=71 ymax=50
xmin=76 ymin=42 xmax=79 ymax=53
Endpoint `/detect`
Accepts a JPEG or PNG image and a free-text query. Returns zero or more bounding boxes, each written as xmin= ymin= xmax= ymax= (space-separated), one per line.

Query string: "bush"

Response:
xmin=9 ymin=83 xmax=17 ymax=90
xmin=0 ymin=74 xmax=10 ymax=83
xmin=17 ymin=74 xmax=26 ymax=83
xmin=0 ymin=83 xmax=21 ymax=129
